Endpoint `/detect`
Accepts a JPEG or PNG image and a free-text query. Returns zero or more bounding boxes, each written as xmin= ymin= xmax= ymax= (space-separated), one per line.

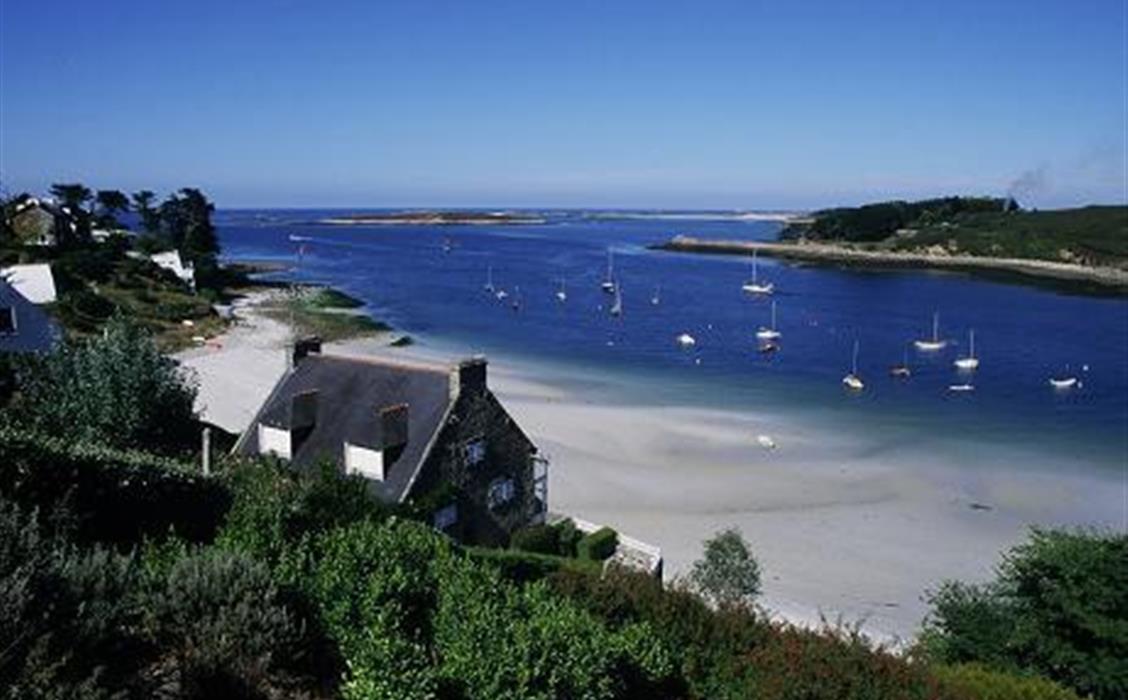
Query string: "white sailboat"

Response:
xmin=890 ymin=346 xmax=911 ymax=378
xmin=914 ymin=312 xmax=947 ymax=351
xmin=755 ymin=300 xmax=781 ymax=340
xmin=742 ymin=250 xmax=775 ymax=295
xmin=676 ymin=332 xmax=696 ymax=347
xmin=1049 ymin=376 xmax=1079 ymax=389
xmin=948 ymin=382 xmax=975 ymax=392
xmin=843 ymin=340 xmax=864 ymax=390
xmin=954 ymin=330 xmax=979 ymax=370
xmin=651 ymin=284 xmax=661 ymax=306
xmin=609 ymin=282 xmax=623 ymax=317
xmin=555 ymin=278 xmax=567 ymax=303
xmin=484 ymin=265 xmax=495 ymax=293
xmin=601 ymin=249 xmax=616 ymax=293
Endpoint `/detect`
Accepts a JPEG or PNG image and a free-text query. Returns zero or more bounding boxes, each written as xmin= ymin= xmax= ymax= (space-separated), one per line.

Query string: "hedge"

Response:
xmin=0 ymin=427 xmax=230 ymax=545
xmin=934 ymin=663 xmax=1084 ymax=700
xmin=577 ymin=526 xmax=618 ymax=562
xmin=466 ymin=546 xmax=601 ymax=584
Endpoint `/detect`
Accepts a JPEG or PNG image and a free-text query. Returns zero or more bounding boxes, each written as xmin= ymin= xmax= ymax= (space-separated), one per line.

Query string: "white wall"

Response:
xmin=258 ymin=424 xmax=291 ymax=459
xmin=344 ymin=442 xmax=386 ymax=481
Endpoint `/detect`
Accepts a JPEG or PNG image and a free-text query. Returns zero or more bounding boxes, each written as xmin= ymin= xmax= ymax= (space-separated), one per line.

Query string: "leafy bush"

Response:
xmin=139 ymin=549 xmax=320 ymax=699
xmin=467 ymin=545 xmax=601 ymax=584
xmin=689 ymin=527 xmax=761 ymax=607
xmin=577 ymin=526 xmax=618 ymax=562
xmin=934 ymin=663 xmax=1083 ymax=700
xmin=511 ymin=523 xmax=563 ymax=555
xmin=217 ymin=458 xmax=390 ymax=565
xmin=922 ymin=527 xmax=1128 ymax=700
xmin=12 ymin=315 xmax=199 ymax=452
xmin=0 ymin=427 xmax=229 ymax=546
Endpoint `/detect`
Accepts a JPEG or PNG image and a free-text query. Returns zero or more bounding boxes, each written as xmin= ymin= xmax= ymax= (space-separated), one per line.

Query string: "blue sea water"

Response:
xmin=217 ymin=209 xmax=1128 ymax=472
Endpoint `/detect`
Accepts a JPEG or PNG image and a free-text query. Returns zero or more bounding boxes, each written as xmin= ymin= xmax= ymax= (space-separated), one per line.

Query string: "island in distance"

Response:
xmin=319 ymin=210 xmax=547 ymax=225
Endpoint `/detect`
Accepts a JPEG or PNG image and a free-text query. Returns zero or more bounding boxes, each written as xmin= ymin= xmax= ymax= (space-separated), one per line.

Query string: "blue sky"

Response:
xmin=1 ymin=0 xmax=1124 ymax=209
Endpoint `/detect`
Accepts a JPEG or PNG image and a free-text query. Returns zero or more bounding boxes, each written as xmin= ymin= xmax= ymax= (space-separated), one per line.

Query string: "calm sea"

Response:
xmin=217 ymin=209 xmax=1128 ymax=472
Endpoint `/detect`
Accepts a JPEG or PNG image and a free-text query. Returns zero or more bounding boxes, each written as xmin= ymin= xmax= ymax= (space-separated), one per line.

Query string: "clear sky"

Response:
xmin=1 ymin=0 xmax=1125 ymax=209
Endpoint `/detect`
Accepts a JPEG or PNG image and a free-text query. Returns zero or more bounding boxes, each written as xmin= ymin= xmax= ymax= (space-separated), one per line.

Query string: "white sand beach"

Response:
xmin=178 ymin=293 xmax=1125 ymax=643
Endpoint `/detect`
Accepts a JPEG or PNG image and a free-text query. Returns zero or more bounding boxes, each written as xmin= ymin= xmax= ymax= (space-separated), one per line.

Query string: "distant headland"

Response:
xmin=318 ymin=210 xmax=546 ymax=226
xmin=654 ymin=198 xmax=1128 ymax=293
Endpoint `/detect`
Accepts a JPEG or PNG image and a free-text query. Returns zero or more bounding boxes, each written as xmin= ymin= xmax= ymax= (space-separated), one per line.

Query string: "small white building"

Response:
xmin=0 ymin=263 xmax=58 ymax=304
xmin=149 ymin=250 xmax=196 ymax=289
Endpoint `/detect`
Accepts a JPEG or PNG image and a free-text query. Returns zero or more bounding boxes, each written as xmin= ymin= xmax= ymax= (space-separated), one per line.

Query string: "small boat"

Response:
xmin=495 ymin=288 xmax=509 ymax=301
xmin=651 ymin=284 xmax=661 ymax=306
xmin=843 ymin=340 xmax=864 ymax=391
xmin=676 ymin=332 xmax=696 ymax=347
xmin=601 ymin=249 xmax=616 ymax=293
xmin=890 ymin=346 xmax=911 ymax=378
xmin=954 ymin=329 xmax=979 ymax=370
xmin=948 ymin=383 xmax=975 ymax=392
xmin=1049 ymin=376 xmax=1078 ymax=390
xmin=914 ymin=312 xmax=947 ymax=351
xmin=758 ymin=340 xmax=779 ymax=354
xmin=555 ymin=278 xmax=567 ymax=303
xmin=742 ymin=250 xmax=774 ymax=295
xmin=484 ymin=265 xmax=495 ymax=293
xmin=755 ymin=300 xmax=781 ymax=341
xmin=756 ymin=434 xmax=777 ymax=450
xmin=442 ymin=237 xmax=454 ymax=253
xmin=609 ymin=282 xmax=623 ymax=317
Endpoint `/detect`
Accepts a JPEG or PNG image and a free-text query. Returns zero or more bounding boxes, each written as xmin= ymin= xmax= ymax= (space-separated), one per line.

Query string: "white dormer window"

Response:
xmin=464 ymin=438 xmax=487 ymax=466
xmin=487 ymin=477 xmax=515 ymax=510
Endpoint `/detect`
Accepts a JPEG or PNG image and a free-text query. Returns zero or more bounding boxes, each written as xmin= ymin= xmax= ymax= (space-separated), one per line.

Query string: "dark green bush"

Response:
xmin=140 ymin=549 xmax=322 ymax=699
xmin=11 ymin=315 xmax=199 ymax=452
xmin=934 ymin=663 xmax=1083 ymax=700
xmin=577 ymin=526 xmax=618 ymax=562
xmin=0 ymin=427 xmax=229 ymax=546
xmin=922 ymin=528 xmax=1128 ymax=700
xmin=510 ymin=523 xmax=562 ymax=555
xmin=467 ymin=545 xmax=600 ymax=584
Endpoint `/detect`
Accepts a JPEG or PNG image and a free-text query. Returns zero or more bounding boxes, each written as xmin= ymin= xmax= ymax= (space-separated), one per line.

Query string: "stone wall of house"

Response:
xmin=410 ymin=388 xmax=538 ymax=546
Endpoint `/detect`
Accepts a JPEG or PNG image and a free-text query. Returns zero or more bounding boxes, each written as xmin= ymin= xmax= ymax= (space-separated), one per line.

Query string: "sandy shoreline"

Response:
xmin=178 ymin=292 xmax=1125 ymax=642
xmin=656 ymin=236 xmax=1128 ymax=291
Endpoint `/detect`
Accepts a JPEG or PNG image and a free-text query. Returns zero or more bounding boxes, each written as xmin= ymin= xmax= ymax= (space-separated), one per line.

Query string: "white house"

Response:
xmin=0 ymin=279 xmax=60 ymax=354
xmin=149 ymin=250 xmax=196 ymax=289
xmin=0 ymin=264 xmax=57 ymax=304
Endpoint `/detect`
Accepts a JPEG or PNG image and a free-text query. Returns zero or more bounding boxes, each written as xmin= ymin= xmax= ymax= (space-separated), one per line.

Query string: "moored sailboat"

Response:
xmin=954 ymin=330 xmax=979 ymax=370
xmin=843 ymin=340 xmax=864 ymax=390
xmin=601 ymin=249 xmax=616 ymax=293
xmin=741 ymin=250 xmax=774 ymax=295
xmin=914 ymin=312 xmax=947 ymax=351
xmin=755 ymin=300 xmax=781 ymax=340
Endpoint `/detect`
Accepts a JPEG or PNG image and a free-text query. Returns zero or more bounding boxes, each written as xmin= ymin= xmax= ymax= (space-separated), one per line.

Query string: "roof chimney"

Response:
xmin=292 ymin=336 xmax=322 ymax=367
xmin=451 ymin=355 xmax=488 ymax=399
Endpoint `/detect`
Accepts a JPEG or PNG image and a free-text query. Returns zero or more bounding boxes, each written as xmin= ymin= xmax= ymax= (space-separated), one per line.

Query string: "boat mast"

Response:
xmin=932 ymin=312 xmax=940 ymax=342
xmin=852 ymin=340 xmax=859 ymax=375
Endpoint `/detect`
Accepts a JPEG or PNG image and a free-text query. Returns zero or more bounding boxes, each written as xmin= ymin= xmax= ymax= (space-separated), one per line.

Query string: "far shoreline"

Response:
xmin=652 ymin=236 xmax=1128 ymax=295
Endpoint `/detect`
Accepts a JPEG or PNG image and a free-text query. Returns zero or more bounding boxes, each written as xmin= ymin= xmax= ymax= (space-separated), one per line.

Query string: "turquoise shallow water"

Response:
xmin=218 ymin=209 xmax=1128 ymax=473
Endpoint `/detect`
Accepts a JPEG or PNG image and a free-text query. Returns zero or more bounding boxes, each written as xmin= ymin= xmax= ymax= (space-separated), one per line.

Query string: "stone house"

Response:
xmin=8 ymin=198 xmax=69 ymax=247
xmin=233 ymin=339 xmax=547 ymax=545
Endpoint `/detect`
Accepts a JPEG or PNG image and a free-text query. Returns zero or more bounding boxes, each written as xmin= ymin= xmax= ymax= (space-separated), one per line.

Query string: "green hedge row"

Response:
xmin=466 ymin=545 xmax=601 ymax=584
xmin=578 ymin=526 xmax=619 ymax=562
xmin=0 ymin=427 xmax=230 ymax=545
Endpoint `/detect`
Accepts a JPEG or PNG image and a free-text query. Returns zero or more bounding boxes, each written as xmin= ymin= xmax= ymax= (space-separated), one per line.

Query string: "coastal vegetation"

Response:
xmin=0 ymin=318 xmax=1116 ymax=699
xmin=258 ymin=286 xmax=391 ymax=342
xmin=781 ymin=197 xmax=1128 ymax=268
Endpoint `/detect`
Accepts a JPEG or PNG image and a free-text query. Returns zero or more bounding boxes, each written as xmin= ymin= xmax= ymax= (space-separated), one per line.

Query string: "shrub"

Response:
xmin=510 ymin=523 xmax=562 ymax=555
xmin=922 ymin=528 xmax=1128 ymax=700
xmin=0 ymin=497 xmax=143 ymax=698
xmin=467 ymin=546 xmax=601 ymax=584
xmin=140 ymin=549 xmax=320 ymax=699
xmin=0 ymin=427 xmax=229 ymax=546
xmin=689 ymin=527 xmax=762 ymax=608
xmin=934 ymin=663 xmax=1084 ymax=700
xmin=577 ymin=526 xmax=618 ymax=562
xmin=12 ymin=315 xmax=199 ymax=452
xmin=744 ymin=620 xmax=952 ymax=700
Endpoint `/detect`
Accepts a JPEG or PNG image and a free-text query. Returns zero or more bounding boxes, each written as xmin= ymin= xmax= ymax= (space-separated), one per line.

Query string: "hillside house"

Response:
xmin=8 ymin=198 xmax=71 ymax=247
xmin=234 ymin=339 xmax=547 ymax=545
xmin=0 ymin=279 xmax=61 ymax=354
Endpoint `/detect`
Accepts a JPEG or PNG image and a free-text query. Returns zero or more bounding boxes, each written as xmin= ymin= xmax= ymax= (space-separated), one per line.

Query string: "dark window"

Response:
xmin=0 ymin=307 xmax=15 ymax=334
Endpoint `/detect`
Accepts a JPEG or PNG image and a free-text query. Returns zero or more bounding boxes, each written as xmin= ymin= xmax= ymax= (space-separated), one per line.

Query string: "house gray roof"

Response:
xmin=0 ymin=279 xmax=61 ymax=354
xmin=235 ymin=353 xmax=454 ymax=503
